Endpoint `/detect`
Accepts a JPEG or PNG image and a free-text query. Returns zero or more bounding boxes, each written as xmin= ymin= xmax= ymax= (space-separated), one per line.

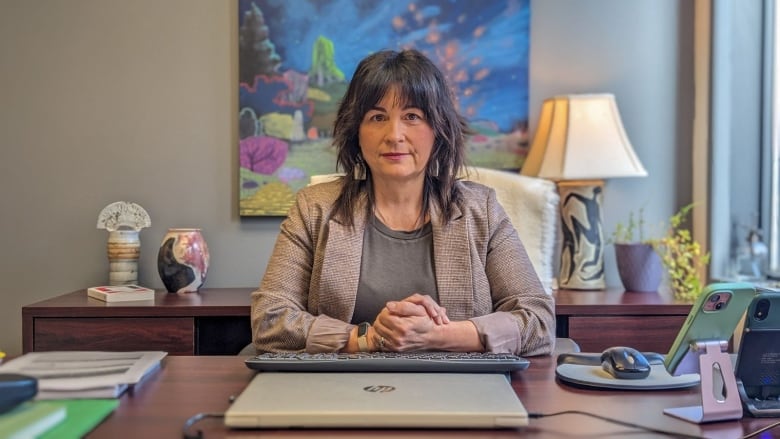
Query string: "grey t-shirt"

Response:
xmin=351 ymin=216 xmax=439 ymax=324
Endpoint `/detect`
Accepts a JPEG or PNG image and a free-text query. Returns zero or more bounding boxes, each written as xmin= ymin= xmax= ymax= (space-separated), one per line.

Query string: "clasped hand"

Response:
xmin=371 ymin=293 xmax=450 ymax=352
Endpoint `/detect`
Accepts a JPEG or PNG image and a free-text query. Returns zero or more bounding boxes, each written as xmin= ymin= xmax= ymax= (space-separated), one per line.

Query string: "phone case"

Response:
xmin=734 ymin=290 xmax=780 ymax=417
xmin=735 ymin=290 xmax=780 ymax=386
xmin=664 ymin=282 xmax=756 ymax=375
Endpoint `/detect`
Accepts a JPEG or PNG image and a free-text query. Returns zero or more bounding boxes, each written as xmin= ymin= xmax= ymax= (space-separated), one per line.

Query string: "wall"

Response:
xmin=0 ymin=0 xmax=692 ymax=355
xmin=531 ymin=0 xmax=694 ymax=282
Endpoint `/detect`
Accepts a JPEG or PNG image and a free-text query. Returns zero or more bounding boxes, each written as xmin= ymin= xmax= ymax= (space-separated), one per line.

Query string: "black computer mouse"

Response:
xmin=600 ymin=346 xmax=651 ymax=379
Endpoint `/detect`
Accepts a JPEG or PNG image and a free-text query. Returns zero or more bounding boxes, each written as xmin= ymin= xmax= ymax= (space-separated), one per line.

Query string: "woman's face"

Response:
xmin=358 ymin=86 xmax=435 ymax=185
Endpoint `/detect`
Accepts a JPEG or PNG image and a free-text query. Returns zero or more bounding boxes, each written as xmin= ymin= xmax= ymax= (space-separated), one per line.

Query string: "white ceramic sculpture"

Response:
xmin=97 ymin=202 xmax=151 ymax=285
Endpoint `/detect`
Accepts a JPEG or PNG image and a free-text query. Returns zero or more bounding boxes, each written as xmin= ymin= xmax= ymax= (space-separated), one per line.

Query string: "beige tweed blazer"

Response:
xmin=251 ymin=179 xmax=555 ymax=356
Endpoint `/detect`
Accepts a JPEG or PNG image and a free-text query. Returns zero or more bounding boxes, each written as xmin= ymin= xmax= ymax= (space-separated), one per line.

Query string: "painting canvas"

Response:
xmin=239 ymin=0 xmax=530 ymax=216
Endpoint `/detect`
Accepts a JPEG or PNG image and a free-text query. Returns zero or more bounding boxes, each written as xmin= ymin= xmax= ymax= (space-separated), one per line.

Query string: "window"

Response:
xmin=766 ymin=0 xmax=780 ymax=277
xmin=706 ymin=0 xmax=778 ymax=284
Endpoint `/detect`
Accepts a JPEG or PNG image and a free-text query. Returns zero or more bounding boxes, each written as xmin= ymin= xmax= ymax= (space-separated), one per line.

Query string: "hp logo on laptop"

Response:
xmin=363 ymin=385 xmax=395 ymax=393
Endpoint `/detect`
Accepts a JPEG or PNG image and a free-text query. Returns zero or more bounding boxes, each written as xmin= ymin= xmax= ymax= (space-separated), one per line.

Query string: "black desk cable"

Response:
xmin=182 ymin=412 xmax=224 ymax=439
xmin=182 ymin=395 xmax=234 ymax=439
xmin=528 ymin=411 xmax=706 ymax=438
xmin=743 ymin=420 xmax=780 ymax=439
xmin=180 ymin=398 xmax=780 ymax=438
xmin=181 ymin=410 xmax=780 ymax=439
xmin=530 ymin=411 xmax=780 ymax=439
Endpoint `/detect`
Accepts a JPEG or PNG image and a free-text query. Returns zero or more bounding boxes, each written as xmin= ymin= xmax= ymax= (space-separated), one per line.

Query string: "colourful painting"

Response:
xmin=238 ymin=0 xmax=530 ymax=216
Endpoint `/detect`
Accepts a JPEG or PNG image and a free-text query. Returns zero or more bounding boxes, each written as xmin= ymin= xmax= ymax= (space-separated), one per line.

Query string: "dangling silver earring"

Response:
xmin=429 ymin=160 xmax=440 ymax=178
xmin=353 ymin=156 xmax=367 ymax=180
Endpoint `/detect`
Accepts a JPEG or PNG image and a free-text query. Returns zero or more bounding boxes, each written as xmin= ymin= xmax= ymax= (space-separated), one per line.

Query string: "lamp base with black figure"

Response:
xmin=557 ymin=180 xmax=605 ymax=290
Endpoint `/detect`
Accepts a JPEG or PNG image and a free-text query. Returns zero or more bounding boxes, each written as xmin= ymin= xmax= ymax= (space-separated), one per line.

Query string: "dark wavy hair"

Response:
xmin=331 ymin=49 xmax=469 ymax=226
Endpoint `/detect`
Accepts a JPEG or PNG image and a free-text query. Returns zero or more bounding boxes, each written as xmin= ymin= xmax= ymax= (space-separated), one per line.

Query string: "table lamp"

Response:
xmin=521 ymin=93 xmax=647 ymax=289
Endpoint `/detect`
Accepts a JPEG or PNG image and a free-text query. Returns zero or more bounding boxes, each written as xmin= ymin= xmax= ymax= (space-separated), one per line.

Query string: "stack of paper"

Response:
xmin=0 ymin=351 xmax=167 ymax=399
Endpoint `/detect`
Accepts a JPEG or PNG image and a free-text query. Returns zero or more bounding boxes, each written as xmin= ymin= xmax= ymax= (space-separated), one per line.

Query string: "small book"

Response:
xmin=87 ymin=285 xmax=154 ymax=302
xmin=0 ymin=402 xmax=66 ymax=439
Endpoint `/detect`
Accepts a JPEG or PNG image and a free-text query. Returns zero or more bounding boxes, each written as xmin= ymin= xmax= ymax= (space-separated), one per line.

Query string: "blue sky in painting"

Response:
xmin=239 ymin=0 xmax=529 ymax=131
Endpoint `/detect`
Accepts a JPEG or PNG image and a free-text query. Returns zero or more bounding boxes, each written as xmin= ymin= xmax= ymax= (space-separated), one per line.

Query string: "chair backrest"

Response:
xmin=460 ymin=167 xmax=558 ymax=293
xmin=309 ymin=167 xmax=559 ymax=293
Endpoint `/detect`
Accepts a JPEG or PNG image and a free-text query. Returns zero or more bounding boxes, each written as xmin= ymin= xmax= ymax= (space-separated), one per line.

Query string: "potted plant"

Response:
xmin=611 ymin=204 xmax=711 ymax=300
xmin=611 ymin=208 xmax=664 ymax=292
xmin=652 ymin=204 xmax=711 ymax=302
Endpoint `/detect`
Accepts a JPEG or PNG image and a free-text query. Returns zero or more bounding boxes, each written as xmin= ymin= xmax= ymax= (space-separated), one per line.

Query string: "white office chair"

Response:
xmin=459 ymin=167 xmax=559 ymax=293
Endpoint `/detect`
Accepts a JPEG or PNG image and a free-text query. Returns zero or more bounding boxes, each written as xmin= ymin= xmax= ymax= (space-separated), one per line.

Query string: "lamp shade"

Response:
xmin=521 ymin=94 xmax=647 ymax=180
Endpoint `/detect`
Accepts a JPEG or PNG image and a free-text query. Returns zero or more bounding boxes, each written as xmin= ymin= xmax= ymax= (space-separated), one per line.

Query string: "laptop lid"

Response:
xmin=225 ymin=372 xmax=527 ymax=429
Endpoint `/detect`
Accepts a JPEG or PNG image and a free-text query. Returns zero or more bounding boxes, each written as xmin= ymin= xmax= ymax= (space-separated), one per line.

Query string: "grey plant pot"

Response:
xmin=614 ymin=243 xmax=663 ymax=292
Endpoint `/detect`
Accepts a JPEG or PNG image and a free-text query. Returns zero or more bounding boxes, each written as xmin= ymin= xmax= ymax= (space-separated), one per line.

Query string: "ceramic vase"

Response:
xmin=106 ymin=230 xmax=140 ymax=285
xmin=157 ymin=228 xmax=210 ymax=293
xmin=614 ymin=243 xmax=663 ymax=292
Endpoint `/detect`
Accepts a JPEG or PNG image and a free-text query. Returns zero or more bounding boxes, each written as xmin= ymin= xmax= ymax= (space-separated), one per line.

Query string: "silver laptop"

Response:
xmin=225 ymin=372 xmax=528 ymax=429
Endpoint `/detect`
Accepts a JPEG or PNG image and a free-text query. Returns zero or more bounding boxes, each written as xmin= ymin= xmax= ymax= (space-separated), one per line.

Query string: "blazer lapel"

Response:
xmin=432 ymin=204 xmax=473 ymax=320
xmin=317 ymin=207 xmax=366 ymax=322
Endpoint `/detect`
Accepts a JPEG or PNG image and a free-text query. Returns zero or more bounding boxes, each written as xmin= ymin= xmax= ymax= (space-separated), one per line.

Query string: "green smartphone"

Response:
xmin=664 ymin=282 xmax=756 ymax=375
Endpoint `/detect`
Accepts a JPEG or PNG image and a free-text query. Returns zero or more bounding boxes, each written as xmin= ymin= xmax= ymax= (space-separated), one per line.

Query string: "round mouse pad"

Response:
xmin=556 ymin=364 xmax=700 ymax=390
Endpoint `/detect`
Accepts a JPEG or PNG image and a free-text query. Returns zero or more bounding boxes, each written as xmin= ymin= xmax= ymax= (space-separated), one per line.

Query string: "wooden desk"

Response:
xmin=23 ymin=288 xmax=689 ymax=355
xmin=85 ymin=355 xmax=778 ymax=438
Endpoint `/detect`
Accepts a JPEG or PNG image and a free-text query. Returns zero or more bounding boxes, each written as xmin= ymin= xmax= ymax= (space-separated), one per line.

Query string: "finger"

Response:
xmin=387 ymin=301 xmax=445 ymax=325
xmin=372 ymin=313 xmax=405 ymax=339
xmin=401 ymin=293 xmax=434 ymax=306
xmin=439 ymin=306 xmax=450 ymax=324
xmin=371 ymin=314 xmax=390 ymax=336
xmin=369 ymin=320 xmax=396 ymax=352
xmin=401 ymin=294 xmax=445 ymax=324
xmin=385 ymin=300 xmax=429 ymax=317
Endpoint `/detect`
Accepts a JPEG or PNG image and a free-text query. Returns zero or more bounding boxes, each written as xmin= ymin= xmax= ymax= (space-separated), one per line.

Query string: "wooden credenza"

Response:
xmin=22 ymin=288 xmax=255 ymax=355
xmin=553 ymin=289 xmax=691 ymax=353
xmin=22 ymin=288 xmax=690 ymax=355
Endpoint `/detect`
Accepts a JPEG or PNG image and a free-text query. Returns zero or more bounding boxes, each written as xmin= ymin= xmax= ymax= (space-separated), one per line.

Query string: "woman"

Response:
xmin=251 ymin=49 xmax=554 ymax=356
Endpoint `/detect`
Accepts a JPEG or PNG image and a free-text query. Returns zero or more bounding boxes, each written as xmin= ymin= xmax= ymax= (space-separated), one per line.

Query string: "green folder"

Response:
xmin=0 ymin=402 xmax=65 ymax=439
xmin=39 ymin=399 xmax=119 ymax=439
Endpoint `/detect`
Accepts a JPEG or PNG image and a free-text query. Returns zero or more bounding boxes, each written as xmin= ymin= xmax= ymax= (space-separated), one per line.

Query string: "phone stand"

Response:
xmin=663 ymin=340 xmax=742 ymax=423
